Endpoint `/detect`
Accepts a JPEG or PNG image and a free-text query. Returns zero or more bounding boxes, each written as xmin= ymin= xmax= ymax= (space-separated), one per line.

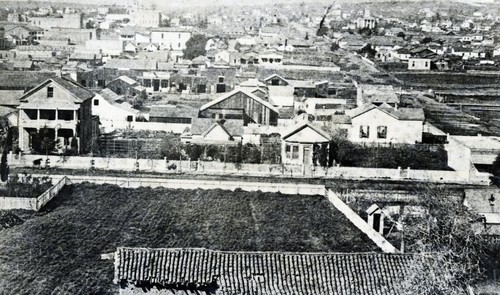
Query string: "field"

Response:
xmin=393 ymin=72 xmax=500 ymax=89
xmin=0 ymin=183 xmax=378 ymax=295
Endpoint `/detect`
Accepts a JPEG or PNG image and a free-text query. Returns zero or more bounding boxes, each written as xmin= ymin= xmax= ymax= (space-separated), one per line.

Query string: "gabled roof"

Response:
xmin=98 ymin=89 xmax=139 ymax=114
xmin=110 ymin=75 xmax=138 ymax=86
xmin=201 ymin=122 xmax=233 ymax=139
xmin=191 ymin=118 xmax=244 ymax=137
xmin=282 ymin=122 xmax=332 ymax=142
xmin=200 ymin=89 xmax=278 ymax=113
xmin=263 ymin=73 xmax=289 ymax=84
xmin=115 ymin=247 xmax=413 ymax=295
xmin=19 ymin=77 xmax=94 ymax=103
xmin=239 ymin=78 xmax=267 ymax=88
xmin=350 ymin=104 xmax=425 ymax=121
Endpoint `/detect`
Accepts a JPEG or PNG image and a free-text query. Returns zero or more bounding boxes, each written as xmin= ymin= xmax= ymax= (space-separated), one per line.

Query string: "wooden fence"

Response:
xmin=0 ymin=176 xmax=70 ymax=211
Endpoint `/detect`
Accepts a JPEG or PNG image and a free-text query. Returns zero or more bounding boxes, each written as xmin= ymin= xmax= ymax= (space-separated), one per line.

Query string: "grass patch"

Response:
xmin=0 ymin=183 xmax=378 ymax=294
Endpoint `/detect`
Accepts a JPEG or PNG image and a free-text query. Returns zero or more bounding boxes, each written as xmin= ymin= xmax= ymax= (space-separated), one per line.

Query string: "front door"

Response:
xmin=303 ymin=147 xmax=311 ymax=165
xmin=153 ymin=79 xmax=160 ymax=92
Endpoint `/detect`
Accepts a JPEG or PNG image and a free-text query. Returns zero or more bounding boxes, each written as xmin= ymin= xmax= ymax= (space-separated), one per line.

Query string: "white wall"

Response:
xmin=350 ymin=109 xmax=423 ymax=144
xmin=150 ymin=31 xmax=191 ymax=51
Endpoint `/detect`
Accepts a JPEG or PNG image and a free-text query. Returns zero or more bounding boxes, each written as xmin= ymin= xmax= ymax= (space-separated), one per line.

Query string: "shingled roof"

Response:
xmin=114 ymin=247 xmax=413 ymax=295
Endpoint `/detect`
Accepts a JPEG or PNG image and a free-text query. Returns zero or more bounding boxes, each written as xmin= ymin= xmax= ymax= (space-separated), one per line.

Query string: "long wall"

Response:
xmin=9 ymin=153 xmax=491 ymax=185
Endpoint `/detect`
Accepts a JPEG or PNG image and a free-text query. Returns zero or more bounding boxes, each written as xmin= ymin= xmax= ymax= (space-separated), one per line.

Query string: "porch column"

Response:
xmin=36 ymin=109 xmax=40 ymax=129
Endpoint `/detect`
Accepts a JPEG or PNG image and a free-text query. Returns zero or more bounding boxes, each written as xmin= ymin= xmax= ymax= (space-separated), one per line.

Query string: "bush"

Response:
xmin=7 ymin=174 xmax=52 ymax=198
xmin=333 ymin=140 xmax=449 ymax=170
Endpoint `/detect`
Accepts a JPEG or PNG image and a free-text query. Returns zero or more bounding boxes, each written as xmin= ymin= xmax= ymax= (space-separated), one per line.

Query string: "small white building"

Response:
xmin=347 ymin=104 xmax=424 ymax=144
xmin=408 ymin=58 xmax=432 ymax=71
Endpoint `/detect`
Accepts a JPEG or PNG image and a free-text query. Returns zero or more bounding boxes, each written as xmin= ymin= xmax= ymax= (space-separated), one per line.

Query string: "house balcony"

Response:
xmin=20 ymin=118 xmax=78 ymax=130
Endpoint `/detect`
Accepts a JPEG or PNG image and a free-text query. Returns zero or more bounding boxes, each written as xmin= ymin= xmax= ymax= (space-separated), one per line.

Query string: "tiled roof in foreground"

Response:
xmin=115 ymin=247 xmax=413 ymax=295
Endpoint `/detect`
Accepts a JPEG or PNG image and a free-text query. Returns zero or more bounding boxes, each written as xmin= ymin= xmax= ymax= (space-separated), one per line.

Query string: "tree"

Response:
xmin=182 ymin=34 xmax=208 ymax=60
xmin=0 ymin=151 xmax=8 ymax=182
xmin=492 ymin=153 xmax=500 ymax=186
xmin=158 ymin=133 xmax=184 ymax=160
xmin=397 ymin=31 xmax=406 ymax=38
xmin=160 ymin=18 xmax=171 ymax=27
xmin=421 ymin=36 xmax=433 ymax=44
xmin=330 ymin=42 xmax=340 ymax=51
xmin=316 ymin=4 xmax=332 ymax=36
xmin=397 ymin=186 xmax=496 ymax=294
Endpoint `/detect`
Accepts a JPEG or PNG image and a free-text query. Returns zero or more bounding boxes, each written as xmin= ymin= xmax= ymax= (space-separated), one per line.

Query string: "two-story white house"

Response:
xmin=150 ymin=28 xmax=192 ymax=52
xmin=17 ymin=77 xmax=97 ymax=154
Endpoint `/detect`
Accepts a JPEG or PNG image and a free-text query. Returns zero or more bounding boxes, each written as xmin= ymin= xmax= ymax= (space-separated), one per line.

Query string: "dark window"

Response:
xmin=40 ymin=109 xmax=56 ymax=120
xmin=360 ymin=126 xmax=369 ymax=138
xmin=94 ymin=99 xmax=99 ymax=106
xmin=161 ymin=80 xmax=169 ymax=88
xmin=377 ymin=126 xmax=387 ymax=139
xmin=144 ymin=80 xmax=152 ymax=87
xmin=24 ymin=109 xmax=37 ymax=120
xmin=97 ymin=80 xmax=105 ymax=87
xmin=47 ymin=86 xmax=53 ymax=97
xmin=58 ymin=110 xmax=74 ymax=121
xmin=218 ymin=76 xmax=225 ymax=83
xmin=127 ymin=115 xmax=133 ymax=122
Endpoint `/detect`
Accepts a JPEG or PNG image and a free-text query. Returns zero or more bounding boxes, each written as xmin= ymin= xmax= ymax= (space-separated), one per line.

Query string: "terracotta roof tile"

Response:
xmin=115 ymin=247 xmax=413 ymax=295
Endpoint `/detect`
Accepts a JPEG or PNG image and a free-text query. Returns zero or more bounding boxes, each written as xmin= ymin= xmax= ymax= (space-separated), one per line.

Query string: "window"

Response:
xmin=178 ymin=33 xmax=181 ymax=38
xmin=127 ymin=115 xmax=133 ymax=122
xmin=377 ymin=126 xmax=387 ymax=139
xmin=360 ymin=126 xmax=370 ymax=138
xmin=161 ymin=80 xmax=169 ymax=88
xmin=425 ymin=61 xmax=428 ymax=67
xmin=412 ymin=61 xmax=415 ymax=67
xmin=285 ymin=145 xmax=291 ymax=159
xmin=161 ymin=33 xmax=164 ymax=38
xmin=94 ymin=99 xmax=99 ymax=106
xmin=47 ymin=86 xmax=53 ymax=97
xmin=144 ymin=80 xmax=152 ymax=87
xmin=218 ymin=76 xmax=225 ymax=83
xmin=58 ymin=110 xmax=74 ymax=121
xmin=178 ymin=43 xmax=181 ymax=48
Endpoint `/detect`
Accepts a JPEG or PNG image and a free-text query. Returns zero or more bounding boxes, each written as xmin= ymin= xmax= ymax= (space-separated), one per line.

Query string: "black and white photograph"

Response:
xmin=0 ymin=0 xmax=499 ymax=293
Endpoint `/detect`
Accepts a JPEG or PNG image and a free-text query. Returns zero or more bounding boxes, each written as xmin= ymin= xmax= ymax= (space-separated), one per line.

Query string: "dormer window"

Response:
xmin=47 ymin=86 xmax=53 ymax=98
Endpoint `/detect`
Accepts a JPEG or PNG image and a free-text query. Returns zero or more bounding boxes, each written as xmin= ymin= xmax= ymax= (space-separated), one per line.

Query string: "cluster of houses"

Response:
xmin=0 ymin=68 xmax=429 ymax=167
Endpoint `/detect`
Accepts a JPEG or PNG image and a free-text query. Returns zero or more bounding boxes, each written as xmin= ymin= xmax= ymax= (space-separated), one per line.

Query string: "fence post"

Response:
xmin=407 ymin=167 xmax=411 ymax=179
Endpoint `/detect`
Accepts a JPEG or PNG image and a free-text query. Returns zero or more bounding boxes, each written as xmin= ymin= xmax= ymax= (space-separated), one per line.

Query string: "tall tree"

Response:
xmin=316 ymin=4 xmax=332 ymax=37
xmin=398 ymin=186 xmax=495 ymax=294
xmin=182 ymin=34 xmax=208 ymax=60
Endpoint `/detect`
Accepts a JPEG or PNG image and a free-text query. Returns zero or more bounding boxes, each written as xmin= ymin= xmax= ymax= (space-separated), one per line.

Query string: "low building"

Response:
xmin=186 ymin=118 xmax=244 ymax=145
xmin=199 ymin=89 xmax=279 ymax=126
xmin=348 ymin=104 xmax=424 ymax=144
xmin=281 ymin=122 xmax=331 ymax=165
xmin=92 ymin=88 xmax=140 ymax=130
xmin=408 ymin=58 xmax=432 ymax=71
xmin=106 ymin=75 xmax=143 ymax=96
xmin=114 ymin=247 xmax=413 ymax=295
